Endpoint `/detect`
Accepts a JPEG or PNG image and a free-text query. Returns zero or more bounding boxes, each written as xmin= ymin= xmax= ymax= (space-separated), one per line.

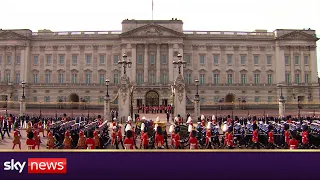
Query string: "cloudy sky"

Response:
xmin=1 ymin=0 xmax=319 ymax=73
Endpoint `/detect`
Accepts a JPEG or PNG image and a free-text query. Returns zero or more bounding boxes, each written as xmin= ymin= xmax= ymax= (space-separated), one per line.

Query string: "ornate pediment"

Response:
xmin=276 ymin=31 xmax=319 ymax=41
xmin=0 ymin=31 xmax=29 ymax=40
xmin=120 ymin=23 xmax=185 ymax=38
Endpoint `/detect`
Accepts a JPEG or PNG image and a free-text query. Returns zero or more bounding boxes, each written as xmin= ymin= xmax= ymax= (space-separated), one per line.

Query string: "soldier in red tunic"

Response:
xmin=77 ymin=130 xmax=86 ymax=149
xmin=301 ymin=126 xmax=309 ymax=149
xmin=174 ymin=127 xmax=181 ymax=149
xmin=47 ymin=132 xmax=55 ymax=149
xmin=26 ymin=122 xmax=32 ymax=134
xmin=205 ymin=123 xmax=212 ymax=149
xmin=226 ymin=127 xmax=234 ymax=149
xmin=141 ymin=127 xmax=149 ymax=149
xmin=123 ymin=130 xmax=134 ymax=149
xmin=155 ymin=126 xmax=165 ymax=149
xmin=267 ymin=125 xmax=275 ymax=149
xmin=189 ymin=130 xmax=198 ymax=149
xmin=33 ymin=124 xmax=40 ymax=149
xmin=85 ymin=131 xmax=95 ymax=149
xmin=251 ymin=123 xmax=260 ymax=149
xmin=117 ymin=126 xmax=124 ymax=149
xmin=284 ymin=124 xmax=290 ymax=148
xmin=12 ymin=129 xmax=21 ymax=150
xmin=45 ymin=120 xmax=51 ymax=137
xmin=26 ymin=132 xmax=36 ymax=150
xmin=93 ymin=130 xmax=100 ymax=149
xmin=289 ymin=131 xmax=299 ymax=149
xmin=63 ymin=130 xmax=72 ymax=149
xmin=111 ymin=126 xmax=117 ymax=146
xmin=38 ymin=121 xmax=45 ymax=137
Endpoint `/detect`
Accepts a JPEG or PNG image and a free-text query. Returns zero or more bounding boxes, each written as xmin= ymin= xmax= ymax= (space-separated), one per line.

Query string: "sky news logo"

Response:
xmin=3 ymin=158 xmax=67 ymax=174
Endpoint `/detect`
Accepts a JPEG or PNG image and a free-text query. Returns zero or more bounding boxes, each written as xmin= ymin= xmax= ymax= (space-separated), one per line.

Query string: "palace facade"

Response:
xmin=0 ymin=19 xmax=318 ymax=110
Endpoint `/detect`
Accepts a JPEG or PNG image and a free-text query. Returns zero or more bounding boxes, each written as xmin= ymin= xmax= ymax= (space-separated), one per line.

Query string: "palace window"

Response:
xmin=185 ymin=73 xmax=191 ymax=84
xmin=45 ymin=73 xmax=51 ymax=84
xmin=33 ymin=73 xmax=38 ymax=84
xmin=15 ymin=73 xmax=20 ymax=84
xmin=199 ymin=55 xmax=205 ymax=64
xmin=16 ymin=55 xmax=21 ymax=64
xmin=241 ymin=74 xmax=246 ymax=85
xmin=99 ymin=73 xmax=105 ymax=85
xmin=267 ymin=55 xmax=272 ymax=65
xmin=72 ymin=55 xmax=78 ymax=65
xmin=285 ymin=56 xmax=290 ymax=65
xmin=44 ymin=96 xmax=50 ymax=102
xmin=7 ymin=55 xmax=11 ymax=64
xmin=213 ymin=55 xmax=219 ymax=65
xmin=253 ymin=55 xmax=259 ymax=65
xmin=199 ymin=74 xmax=205 ymax=84
xmin=161 ymin=72 xmax=167 ymax=84
xmin=285 ymin=73 xmax=290 ymax=84
xmin=213 ymin=73 xmax=219 ymax=85
xmin=227 ymin=55 xmax=233 ymax=65
xmin=294 ymin=56 xmax=299 ymax=65
xmin=305 ymin=73 xmax=310 ymax=84
xmin=304 ymin=56 xmax=309 ymax=65
xmin=227 ymin=74 xmax=233 ymax=84
xmin=33 ymin=55 xmax=39 ymax=65
xmin=59 ymin=55 xmax=65 ymax=64
xmin=99 ymin=55 xmax=105 ymax=64
xmin=113 ymin=73 xmax=118 ymax=84
xmin=5 ymin=73 xmax=10 ymax=83
xmin=0 ymin=55 xmax=2 ymax=64
xmin=86 ymin=72 xmax=91 ymax=84
xmin=137 ymin=54 xmax=143 ymax=64
xmin=113 ymin=55 xmax=119 ymax=66
xmin=149 ymin=72 xmax=156 ymax=84
xmin=268 ymin=96 xmax=272 ymax=102
xmin=86 ymin=54 xmax=92 ymax=64
xmin=240 ymin=55 xmax=246 ymax=65
xmin=99 ymin=96 xmax=104 ymax=103
xmin=254 ymin=96 xmax=260 ymax=102
xmin=161 ymin=55 xmax=167 ymax=64
xmin=84 ymin=96 xmax=91 ymax=102
xmin=149 ymin=54 xmax=155 ymax=64
xmin=58 ymin=73 xmax=64 ymax=84
xmin=137 ymin=73 xmax=143 ymax=85
xmin=185 ymin=55 xmax=191 ymax=64
xmin=46 ymin=55 xmax=52 ymax=65
xmin=267 ymin=74 xmax=272 ymax=84
xmin=254 ymin=74 xmax=260 ymax=84
xmin=33 ymin=96 xmax=37 ymax=102
xmin=295 ymin=74 xmax=300 ymax=84
xmin=72 ymin=73 xmax=77 ymax=84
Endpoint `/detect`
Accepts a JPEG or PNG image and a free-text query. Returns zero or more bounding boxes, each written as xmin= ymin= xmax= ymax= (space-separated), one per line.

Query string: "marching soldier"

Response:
xmin=251 ymin=123 xmax=260 ymax=149
xmin=94 ymin=129 xmax=100 ymax=149
xmin=47 ymin=131 xmax=55 ymax=149
xmin=85 ymin=131 xmax=95 ymax=149
xmin=45 ymin=120 xmax=51 ymax=137
xmin=38 ymin=121 xmax=45 ymax=137
xmin=26 ymin=131 xmax=36 ymax=150
xmin=12 ymin=128 xmax=21 ymax=150
xmin=226 ymin=127 xmax=234 ymax=149
xmin=111 ymin=126 xmax=117 ymax=146
xmin=155 ymin=126 xmax=165 ymax=149
xmin=117 ymin=126 xmax=124 ymax=149
xmin=301 ymin=126 xmax=309 ymax=149
xmin=26 ymin=122 xmax=32 ymax=134
xmin=63 ymin=130 xmax=72 ymax=149
xmin=289 ymin=131 xmax=299 ymax=149
xmin=284 ymin=124 xmax=290 ymax=149
xmin=33 ymin=124 xmax=40 ymax=150
xmin=173 ymin=127 xmax=181 ymax=149
xmin=267 ymin=125 xmax=275 ymax=149
xmin=123 ymin=130 xmax=134 ymax=149
xmin=189 ymin=130 xmax=198 ymax=149
xmin=206 ymin=122 xmax=212 ymax=149
xmin=77 ymin=130 xmax=86 ymax=149
xmin=141 ymin=127 xmax=149 ymax=149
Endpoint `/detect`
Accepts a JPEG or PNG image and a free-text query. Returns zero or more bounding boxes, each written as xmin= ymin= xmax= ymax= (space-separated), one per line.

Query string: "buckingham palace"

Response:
xmin=0 ymin=19 xmax=318 ymax=110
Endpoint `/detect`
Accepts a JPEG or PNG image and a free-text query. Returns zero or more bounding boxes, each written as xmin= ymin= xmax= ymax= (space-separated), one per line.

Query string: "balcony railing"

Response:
xmin=32 ymin=31 xmax=122 ymax=36
xmin=183 ymin=31 xmax=275 ymax=37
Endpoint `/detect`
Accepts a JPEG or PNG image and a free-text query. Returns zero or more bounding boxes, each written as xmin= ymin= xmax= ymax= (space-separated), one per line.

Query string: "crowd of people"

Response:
xmin=0 ymin=111 xmax=319 ymax=150
xmin=137 ymin=105 xmax=172 ymax=114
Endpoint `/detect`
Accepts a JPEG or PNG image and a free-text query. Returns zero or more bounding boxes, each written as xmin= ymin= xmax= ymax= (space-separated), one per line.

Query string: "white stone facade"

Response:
xmin=0 ymin=19 xmax=318 ymax=110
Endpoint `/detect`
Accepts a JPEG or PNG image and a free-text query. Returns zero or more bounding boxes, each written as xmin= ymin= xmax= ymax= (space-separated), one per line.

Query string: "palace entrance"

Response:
xmin=145 ymin=90 xmax=159 ymax=106
xmin=68 ymin=93 xmax=79 ymax=109
xmin=225 ymin=93 xmax=235 ymax=110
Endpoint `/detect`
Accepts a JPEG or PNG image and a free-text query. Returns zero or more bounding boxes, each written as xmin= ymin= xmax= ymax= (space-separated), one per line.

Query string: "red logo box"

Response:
xmin=28 ymin=158 xmax=67 ymax=174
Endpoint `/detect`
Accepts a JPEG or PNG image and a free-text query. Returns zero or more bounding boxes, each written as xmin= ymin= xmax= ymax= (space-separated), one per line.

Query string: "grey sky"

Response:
xmin=1 ymin=0 xmax=319 ymax=74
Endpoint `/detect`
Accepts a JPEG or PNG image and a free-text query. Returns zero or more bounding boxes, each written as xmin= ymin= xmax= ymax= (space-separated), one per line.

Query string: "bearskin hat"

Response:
xmin=252 ymin=123 xmax=258 ymax=130
xmin=156 ymin=125 xmax=163 ymax=135
xmin=144 ymin=127 xmax=148 ymax=133
xmin=284 ymin=124 xmax=290 ymax=131
xmin=87 ymin=130 xmax=94 ymax=138
xmin=126 ymin=130 xmax=133 ymax=138
xmin=302 ymin=125 xmax=308 ymax=131
xmin=191 ymin=130 xmax=197 ymax=138
xmin=291 ymin=131 xmax=297 ymax=139
xmin=268 ymin=125 xmax=274 ymax=131
xmin=228 ymin=127 xmax=233 ymax=133
xmin=27 ymin=131 xmax=34 ymax=139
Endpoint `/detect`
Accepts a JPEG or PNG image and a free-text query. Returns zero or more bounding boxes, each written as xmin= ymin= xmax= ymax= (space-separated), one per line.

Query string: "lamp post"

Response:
xmin=5 ymin=95 xmax=8 ymax=116
xmin=194 ymin=78 xmax=200 ymax=119
xmin=21 ymin=81 xmax=26 ymax=99
xmin=118 ymin=53 xmax=132 ymax=75
xmin=173 ymin=53 xmax=187 ymax=75
xmin=104 ymin=78 xmax=111 ymax=121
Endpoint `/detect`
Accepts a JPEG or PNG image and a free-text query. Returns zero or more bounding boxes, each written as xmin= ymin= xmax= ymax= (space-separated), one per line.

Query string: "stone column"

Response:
xmin=310 ymin=47 xmax=318 ymax=84
xmin=0 ymin=46 xmax=5 ymax=83
xmin=156 ymin=44 xmax=161 ymax=83
xmin=279 ymin=98 xmax=286 ymax=117
xmin=104 ymin=96 xmax=111 ymax=121
xmin=144 ymin=44 xmax=148 ymax=83
xmin=11 ymin=46 xmax=16 ymax=84
xmin=118 ymin=75 xmax=131 ymax=120
xmin=300 ymin=51 xmax=304 ymax=83
xmin=194 ymin=96 xmax=200 ymax=120
xmin=168 ymin=44 xmax=174 ymax=83
xmin=20 ymin=97 xmax=26 ymax=116
xmin=290 ymin=49 xmax=295 ymax=84
xmin=131 ymin=44 xmax=137 ymax=83
xmin=173 ymin=74 xmax=186 ymax=118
